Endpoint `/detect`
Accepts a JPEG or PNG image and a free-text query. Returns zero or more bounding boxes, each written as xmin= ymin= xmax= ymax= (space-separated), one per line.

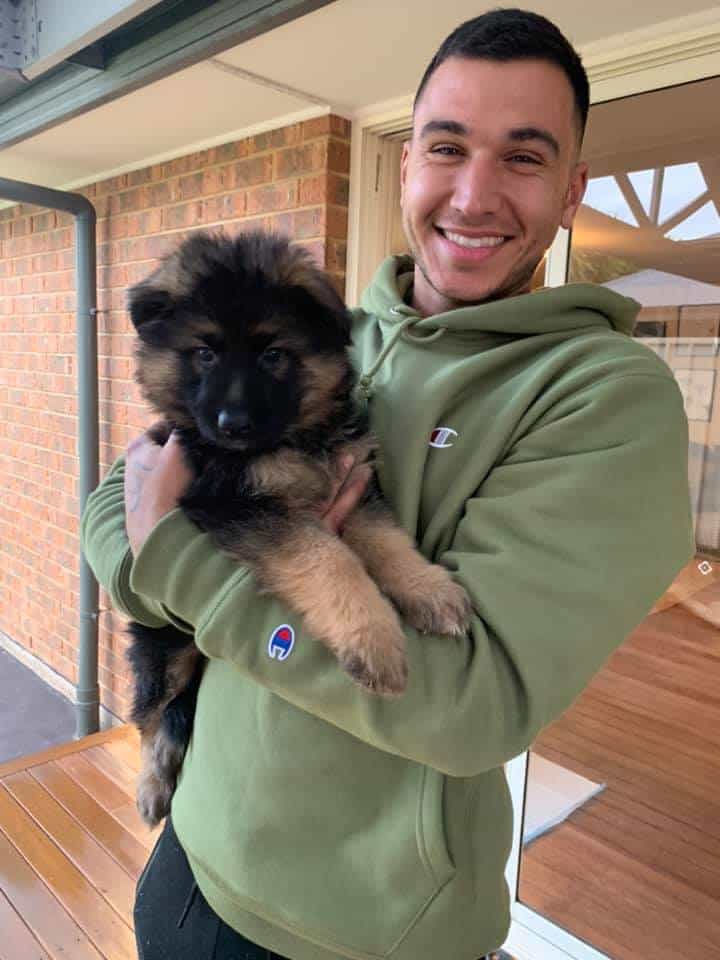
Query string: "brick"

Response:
xmin=177 ymin=172 xmax=205 ymax=200
xmin=126 ymin=209 xmax=163 ymax=237
xmin=298 ymin=174 xmax=327 ymax=206
xmin=144 ymin=181 xmax=176 ymax=207
xmin=201 ymin=165 xmax=236 ymax=195
xmin=202 ymin=193 xmax=245 ymax=223
xmin=246 ymin=181 xmax=298 ymax=216
xmin=326 ymin=239 xmax=347 ymax=272
xmin=30 ymin=211 xmax=57 ymax=233
xmin=327 ymin=138 xmax=351 ymax=174
xmin=251 ymin=125 xmax=302 ymax=152
xmin=110 ymin=188 xmax=145 ymax=214
xmin=327 ymin=204 xmax=349 ymax=240
xmin=275 ymin=142 xmax=326 ymax=179
xmin=127 ymin=167 xmax=154 ymax=188
xmin=234 ymin=155 xmax=273 ymax=188
xmin=302 ymin=114 xmax=351 ymax=141
xmin=161 ymin=201 xmax=204 ymax=231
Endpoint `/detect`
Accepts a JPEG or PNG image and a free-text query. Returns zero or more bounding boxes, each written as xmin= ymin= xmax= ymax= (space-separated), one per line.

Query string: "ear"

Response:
xmin=127 ymin=282 xmax=175 ymax=346
xmin=561 ymin=160 xmax=589 ymax=231
xmin=400 ymin=139 xmax=411 ymax=207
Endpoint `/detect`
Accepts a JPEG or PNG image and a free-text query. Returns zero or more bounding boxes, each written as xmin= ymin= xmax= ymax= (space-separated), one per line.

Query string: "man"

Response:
xmin=82 ymin=9 xmax=693 ymax=960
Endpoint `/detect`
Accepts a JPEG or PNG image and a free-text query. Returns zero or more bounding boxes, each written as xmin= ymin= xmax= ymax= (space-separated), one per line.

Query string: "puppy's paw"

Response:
xmin=339 ymin=623 xmax=408 ymax=697
xmin=397 ymin=571 xmax=472 ymax=637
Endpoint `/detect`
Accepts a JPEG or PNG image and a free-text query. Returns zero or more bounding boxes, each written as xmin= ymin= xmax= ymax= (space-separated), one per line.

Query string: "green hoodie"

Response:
xmin=81 ymin=256 xmax=694 ymax=960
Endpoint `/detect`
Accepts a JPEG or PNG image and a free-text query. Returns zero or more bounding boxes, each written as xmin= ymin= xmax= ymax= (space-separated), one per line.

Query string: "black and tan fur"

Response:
xmin=126 ymin=230 xmax=470 ymax=826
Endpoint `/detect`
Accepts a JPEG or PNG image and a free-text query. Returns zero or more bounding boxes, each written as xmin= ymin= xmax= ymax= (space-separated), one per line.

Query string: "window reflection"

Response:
xmin=519 ymin=73 xmax=720 ymax=960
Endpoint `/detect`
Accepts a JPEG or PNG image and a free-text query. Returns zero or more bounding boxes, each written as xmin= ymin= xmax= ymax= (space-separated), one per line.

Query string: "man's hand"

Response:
xmin=125 ymin=430 xmax=194 ymax=556
xmin=124 ymin=428 xmax=371 ymax=555
xmin=321 ymin=456 xmax=372 ymax=535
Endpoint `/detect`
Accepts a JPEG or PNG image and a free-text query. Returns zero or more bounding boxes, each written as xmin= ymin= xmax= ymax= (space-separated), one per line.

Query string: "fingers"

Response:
xmin=324 ymin=463 xmax=372 ymax=534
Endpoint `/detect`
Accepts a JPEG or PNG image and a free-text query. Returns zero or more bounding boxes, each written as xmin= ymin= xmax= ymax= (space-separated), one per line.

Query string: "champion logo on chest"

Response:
xmin=429 ymin=426 xmax=458 ymax=449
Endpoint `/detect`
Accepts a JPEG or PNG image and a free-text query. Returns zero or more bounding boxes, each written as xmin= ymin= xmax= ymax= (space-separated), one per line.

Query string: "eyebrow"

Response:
xmin=509 ymin=126 xmax=560 ymax=158
xmin=417 ymin=120 xmax=560 ymax=158
xmin=418 ymin=119 xmax=469 ymax=139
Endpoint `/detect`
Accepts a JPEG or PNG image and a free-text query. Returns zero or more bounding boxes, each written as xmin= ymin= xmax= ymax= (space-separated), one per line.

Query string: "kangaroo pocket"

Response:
xmin=173 ymin=680 xmax=456 ymax=960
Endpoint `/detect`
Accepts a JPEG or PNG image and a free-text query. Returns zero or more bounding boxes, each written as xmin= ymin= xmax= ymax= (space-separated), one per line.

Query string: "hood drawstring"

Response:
xmin=356 ymin=313 xmax=447 ymax=402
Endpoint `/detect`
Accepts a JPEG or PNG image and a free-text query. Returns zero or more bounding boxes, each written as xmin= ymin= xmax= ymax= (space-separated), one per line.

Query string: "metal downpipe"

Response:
xmin=0 ymin=177 xmax=99 ymax=737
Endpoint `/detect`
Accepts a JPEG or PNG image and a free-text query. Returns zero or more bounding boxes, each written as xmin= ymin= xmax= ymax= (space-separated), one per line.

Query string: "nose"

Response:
xmin=217 ymin=408 xmax=251 ymax=437
xmin=451 ymin=153 xmax=503 ymax=219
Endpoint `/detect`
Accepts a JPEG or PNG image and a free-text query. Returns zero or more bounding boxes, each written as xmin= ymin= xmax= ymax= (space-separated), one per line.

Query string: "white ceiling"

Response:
xmin=0 ymin=0 xmax=717 ymax=190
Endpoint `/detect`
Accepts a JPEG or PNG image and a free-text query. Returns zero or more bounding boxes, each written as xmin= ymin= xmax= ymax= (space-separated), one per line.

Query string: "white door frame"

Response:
xmin=345 ymin=9 xmax=720 ymax=959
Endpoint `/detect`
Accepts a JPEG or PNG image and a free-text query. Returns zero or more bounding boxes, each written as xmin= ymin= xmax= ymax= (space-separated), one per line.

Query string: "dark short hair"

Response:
xmin=413 ymin=8 xmax=589 ymax=139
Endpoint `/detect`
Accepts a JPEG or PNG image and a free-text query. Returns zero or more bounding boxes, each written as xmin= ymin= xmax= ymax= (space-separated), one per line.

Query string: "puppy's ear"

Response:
xmin=276 ymin=242 xmax=352 ymax=346
xmin=128 ymin=282 xmax=174 ymax=346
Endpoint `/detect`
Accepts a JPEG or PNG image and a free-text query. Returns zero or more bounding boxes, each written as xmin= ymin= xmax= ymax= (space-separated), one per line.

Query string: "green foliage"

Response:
xmin=569 ymin=248 xmax=641 ymax=285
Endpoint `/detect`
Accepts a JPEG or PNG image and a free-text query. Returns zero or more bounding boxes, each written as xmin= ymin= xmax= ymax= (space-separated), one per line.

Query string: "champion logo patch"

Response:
xmin=429 ymin=427 xmax=458 ymax=448
xmin=268 ymin=624 xmax=295 ymax=661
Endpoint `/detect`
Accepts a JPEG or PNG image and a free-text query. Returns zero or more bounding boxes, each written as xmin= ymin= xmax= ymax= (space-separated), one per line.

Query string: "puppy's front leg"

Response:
xmin=233 ymin=520 xmax=409 ymax=696
xmin=342 ymin=502 xmax=471 ymax=637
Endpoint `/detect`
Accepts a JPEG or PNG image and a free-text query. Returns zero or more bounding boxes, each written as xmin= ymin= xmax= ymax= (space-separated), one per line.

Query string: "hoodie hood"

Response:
xmin=361 ymin=255 xmax=641 ymax=338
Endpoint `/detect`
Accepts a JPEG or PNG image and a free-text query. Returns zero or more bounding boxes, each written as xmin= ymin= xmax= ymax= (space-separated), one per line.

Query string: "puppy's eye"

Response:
xmin=196 ymin=346 xmax=217 ymax=368
xmin=260 ymin=348 xmax=286 ymax=370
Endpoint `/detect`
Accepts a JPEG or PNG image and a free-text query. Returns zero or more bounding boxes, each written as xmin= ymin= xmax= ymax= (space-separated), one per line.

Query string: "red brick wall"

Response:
xmin=0 ymin=114 xmax=351 ymax=719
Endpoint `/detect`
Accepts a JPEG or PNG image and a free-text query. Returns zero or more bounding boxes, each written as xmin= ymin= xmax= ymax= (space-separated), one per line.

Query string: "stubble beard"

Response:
xmin=403 ymin=217 xmax=542 ymax=312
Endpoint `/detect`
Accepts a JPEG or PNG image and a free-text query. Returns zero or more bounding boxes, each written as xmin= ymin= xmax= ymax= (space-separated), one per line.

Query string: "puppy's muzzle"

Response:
xmin=217 ymin=408 xmax=252 ymax=439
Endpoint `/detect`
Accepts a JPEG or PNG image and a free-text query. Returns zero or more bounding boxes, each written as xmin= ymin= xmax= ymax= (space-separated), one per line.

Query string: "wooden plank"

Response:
xmin=606 ymin=644 xmax=720 ymax=708
xmin=0 ymin=727 xmax=134 ymax=779
xmin=520 ymin=863 xmax=665 ymax=960
xmin=535 ymin=740 xmax=720 ymax=839
xmin=0 ymin=888 xmax=50 ymax=960
xmin=103 ymin=735 xmax=141 ymax=773
xmin=58 ymin=752 xmax=156 ymax=849
xmin=539 ymin=705 xmax=720 ymax=793
xmin=59 ymin=753 xmax=133 ymax=811
xmin=30 ymin=761 xmax=148 ymax=879
xmin=564 ymin=691 xmax=720 ymax=774
xmin=4 ymin=770 xmax=136 ymax=923
xmin=0 ymin=785 xmax=136 ymax=960
xmin=112 ymin=802 xmax=162 ymax=851
xmin=567 ymin=796 xmax=720 ymax=898
xmin=0 ymin=830 xmax=104 ymax=960
xmin=522 ymin=825 xmax=720 ymax=954
xmin=82 ymin=745 xmax=137 ymax=796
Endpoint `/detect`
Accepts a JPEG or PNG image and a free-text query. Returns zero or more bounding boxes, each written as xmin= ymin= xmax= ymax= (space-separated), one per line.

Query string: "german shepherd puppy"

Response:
xmin=126 ymin=230 xmax=470 ymax=826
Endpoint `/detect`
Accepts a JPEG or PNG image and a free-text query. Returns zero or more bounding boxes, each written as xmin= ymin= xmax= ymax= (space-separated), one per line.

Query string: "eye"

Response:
xmin=260 ymin=347 xmax=286 ymax=370
xmin=195 ymin=346 xmax=217 ymax=368
xmin=429 ymin=143 xmax=462 ymax=157
xmin=508 ymin=153 xmax=542 ymax=165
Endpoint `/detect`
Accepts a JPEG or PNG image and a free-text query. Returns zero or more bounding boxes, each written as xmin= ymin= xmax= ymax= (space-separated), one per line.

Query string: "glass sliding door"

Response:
xmin=508 ymin=74 xmax=720 ymax=960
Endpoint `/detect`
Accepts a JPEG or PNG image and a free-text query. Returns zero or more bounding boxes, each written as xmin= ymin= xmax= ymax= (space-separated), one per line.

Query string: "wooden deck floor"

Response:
xmin=520 ymin=571 xmax=720 ymax=960
xmin=0 ymin=725 xmax=157 ymax=960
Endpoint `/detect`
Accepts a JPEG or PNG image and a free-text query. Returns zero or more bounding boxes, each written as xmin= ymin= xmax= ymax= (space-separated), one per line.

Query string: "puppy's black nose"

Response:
xmin=217 ymin=409 xmax=251 ymax=437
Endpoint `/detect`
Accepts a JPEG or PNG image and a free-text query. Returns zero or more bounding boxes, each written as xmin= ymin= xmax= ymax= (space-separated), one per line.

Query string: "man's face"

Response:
xmin=400 ymin=56 xmax=588 ymax=316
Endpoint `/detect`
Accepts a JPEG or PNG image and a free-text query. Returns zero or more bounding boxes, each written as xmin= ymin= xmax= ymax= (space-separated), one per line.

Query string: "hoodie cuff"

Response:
xmin=129 ymin=509 xmax=251 ymax=630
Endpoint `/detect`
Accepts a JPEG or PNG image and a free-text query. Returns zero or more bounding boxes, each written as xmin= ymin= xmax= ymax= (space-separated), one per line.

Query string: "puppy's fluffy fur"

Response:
xmin=126 ymin=230 xmax=470 ymax=825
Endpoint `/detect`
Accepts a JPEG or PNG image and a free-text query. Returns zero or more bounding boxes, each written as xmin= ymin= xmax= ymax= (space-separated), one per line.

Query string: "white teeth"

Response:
xmin=443 ymin=231 xmax=505 ymax=248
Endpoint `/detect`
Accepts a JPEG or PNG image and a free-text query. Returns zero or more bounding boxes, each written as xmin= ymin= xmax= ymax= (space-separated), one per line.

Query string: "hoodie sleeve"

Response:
xmin=127 ymin=371 xmax=694 ymax=775
xmin=80 ymin=456 xmax=190 ymax=631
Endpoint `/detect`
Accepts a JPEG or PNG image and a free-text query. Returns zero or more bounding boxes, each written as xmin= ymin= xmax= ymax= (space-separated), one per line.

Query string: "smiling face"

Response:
xmin=400 ymin=56 xmax=588 ymax=316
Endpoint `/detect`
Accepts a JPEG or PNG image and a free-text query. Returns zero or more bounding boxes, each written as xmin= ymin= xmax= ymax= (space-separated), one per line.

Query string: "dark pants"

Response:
xmin=134 ymin=817 xmax=289 ymax=959
xmin=134 ymin=817 xmax=491 ymax=960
